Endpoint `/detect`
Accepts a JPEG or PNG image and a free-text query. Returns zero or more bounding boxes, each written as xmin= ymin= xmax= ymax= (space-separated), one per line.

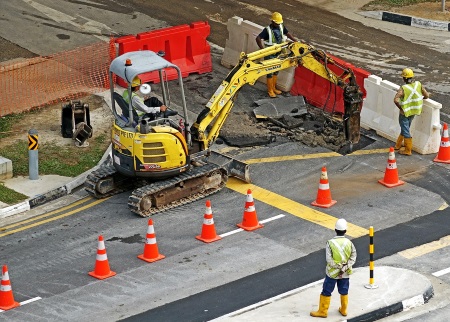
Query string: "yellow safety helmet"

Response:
xmin=271 ymin=12 xmax=283 ymax=24
xmin=401 ymin=68 xmax=414 ymax=79
xmin=131 ymin=76 xmax=141 ymax=87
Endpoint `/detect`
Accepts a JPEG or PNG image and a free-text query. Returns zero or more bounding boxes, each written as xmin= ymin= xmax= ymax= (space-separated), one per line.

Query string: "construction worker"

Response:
xmin=393 ymin=68 xmax=429 ymax=155
xmin=122 ymin=76 xmax=169 ymax=120
xmin=310 ymin=218 xmax=357 ymax=318
xmin=256 ymin=12 xmax=298 ymax=98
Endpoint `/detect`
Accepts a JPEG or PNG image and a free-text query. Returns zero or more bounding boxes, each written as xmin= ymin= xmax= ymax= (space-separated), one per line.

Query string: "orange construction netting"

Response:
xmin=0 ymin=38 xmax=116 ymax=117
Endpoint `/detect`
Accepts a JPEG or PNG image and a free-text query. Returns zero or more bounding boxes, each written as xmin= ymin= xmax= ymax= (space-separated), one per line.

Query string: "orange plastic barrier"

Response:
xmin=290 ymin=55 xmax=370 ymax=115
xmin=0 ymin=40 xmax=112 ymax=117
xmin=115 ymin=22 xmax=212 ymax=86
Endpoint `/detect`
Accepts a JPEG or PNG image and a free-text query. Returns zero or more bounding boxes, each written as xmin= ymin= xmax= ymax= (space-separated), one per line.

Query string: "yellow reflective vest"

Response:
xmin=400 ymin=81 xmax=424 ymax=117
xmin=263 ymin=24 xmax=284 ymax=46
xmin=326 ymin=237 xmax=354 ymax=278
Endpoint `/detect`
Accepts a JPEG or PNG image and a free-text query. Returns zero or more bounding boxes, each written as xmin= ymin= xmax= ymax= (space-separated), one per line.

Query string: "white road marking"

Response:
xmin=432 ymin=267 xmax=450 ymax=277
xmin=218 ymin=214 xmax=285 ymax=238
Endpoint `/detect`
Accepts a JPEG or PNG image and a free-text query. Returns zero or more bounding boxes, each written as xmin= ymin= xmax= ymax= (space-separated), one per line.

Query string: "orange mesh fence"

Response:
xmin=0 ymin=39 xmax=116 ymax=117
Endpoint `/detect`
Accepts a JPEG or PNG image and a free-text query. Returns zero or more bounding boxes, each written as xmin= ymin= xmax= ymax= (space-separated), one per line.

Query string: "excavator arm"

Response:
xmin=191 ymin=41 xmax=363 ymax=151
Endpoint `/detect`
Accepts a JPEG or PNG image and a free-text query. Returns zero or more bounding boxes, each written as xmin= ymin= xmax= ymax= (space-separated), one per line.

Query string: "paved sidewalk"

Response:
xmin=211 ymin=266 xmax=433 ymax=322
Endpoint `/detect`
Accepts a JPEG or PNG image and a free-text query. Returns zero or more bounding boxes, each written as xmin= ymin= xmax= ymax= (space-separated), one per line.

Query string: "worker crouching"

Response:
xmin=310 ymin=218 xmax=357 ymax=318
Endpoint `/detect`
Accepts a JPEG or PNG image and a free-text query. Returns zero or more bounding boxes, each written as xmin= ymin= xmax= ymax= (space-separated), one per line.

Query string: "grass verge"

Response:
xmin=0 ymin=183 xmax=28 ymax=204
xmin=362 ymin=0 xmax=437 ymax=10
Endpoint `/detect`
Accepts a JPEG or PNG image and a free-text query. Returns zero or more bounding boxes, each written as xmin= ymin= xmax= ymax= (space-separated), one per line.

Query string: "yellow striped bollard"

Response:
xmin=364 ymin=226 xmax=378 ymax=289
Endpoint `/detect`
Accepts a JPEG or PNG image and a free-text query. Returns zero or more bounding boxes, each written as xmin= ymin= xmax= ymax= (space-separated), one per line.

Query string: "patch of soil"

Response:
xmin=363 ymin=1 xmax=450 ymax=22
xmin=0 ymin=95 xmax=113 ymax=149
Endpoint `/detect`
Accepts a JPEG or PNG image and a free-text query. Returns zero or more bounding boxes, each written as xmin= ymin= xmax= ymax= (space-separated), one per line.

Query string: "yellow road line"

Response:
xmin=399 ymin=235 xmax=450 ymax=259
xmin=226 ymin=178 xmax=367 ymax=238
xmin=0 ymin=196 xmax=93 ymax=231
xmin=0 ymin=198 xmax=108 ymax=238
xmin=244 ymin=148 xmax=389 ymax=164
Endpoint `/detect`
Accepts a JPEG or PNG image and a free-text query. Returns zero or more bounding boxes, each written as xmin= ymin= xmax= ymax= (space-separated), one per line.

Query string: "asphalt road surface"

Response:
xmin=1 ymin=1 xmax=450 ymax=321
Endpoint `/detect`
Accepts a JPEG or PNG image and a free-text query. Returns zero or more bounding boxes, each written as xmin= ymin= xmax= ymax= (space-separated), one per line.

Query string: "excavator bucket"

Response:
xmin=343 ymin=84 xmax=363 ymax=144
xmin=208 ymin=150 xmax=251 ymax=183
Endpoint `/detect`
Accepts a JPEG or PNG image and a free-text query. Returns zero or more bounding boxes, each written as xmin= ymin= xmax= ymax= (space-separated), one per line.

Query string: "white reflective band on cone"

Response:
xmin=444 ymin=129 xmax=449 ymax=137
xmin=388 ymin=152 xmax=395 ymax=160
xmin=2 ymin=272 xmax=9 ymax=280
xmin=318 ymin=183 xmax=330 ymax=190
xmin=96 ymin=253 xmax=108 ymax=261
xmin=204 ymin=218 xmax=214 ymax=225
xmin=441 ymin=141 xmax=450 ymax=147
xmin=98 ymin=241 xmax=105 ymax=250
xmin=246 ymin=194 xmax=254 ymax=202
xmin=245 ymin=205 xmax=256 ymax=212
xmin=146 ymin=237 xmax=156 ymax=244
xmin=205 ymin=207 xmax=212 ymax=215
xmin=387 ymin=162 xmax=397 ymax=169
xmin=147 ymin=226 xmax=155 ymax=234
xmin=0 ymin=285 xmax=12 ymax=291
xmin=320 ymin=172 xmax=328 ymax=180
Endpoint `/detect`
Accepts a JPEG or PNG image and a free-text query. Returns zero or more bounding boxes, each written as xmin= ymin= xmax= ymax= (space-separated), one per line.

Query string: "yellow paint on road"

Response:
xmin=226 ymin=178 xmax=367 ymax=238
xmin=399 ymin=235 xmax=450 ymax=259
xmin=0 ymin=198 xmax=108 ymax=238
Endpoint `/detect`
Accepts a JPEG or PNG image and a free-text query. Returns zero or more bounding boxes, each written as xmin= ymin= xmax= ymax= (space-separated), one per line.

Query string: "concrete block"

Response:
xmin=0 ymin=156 xmax=13 ymax=180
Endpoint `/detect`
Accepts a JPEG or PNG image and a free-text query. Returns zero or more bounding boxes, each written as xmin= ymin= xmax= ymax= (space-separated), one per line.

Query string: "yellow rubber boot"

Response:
xmin=267 ymin=78 xmax=276 ymax=98
xmin=394 ymin=134 xmax=404 ymax=150
xmin=310 ymin=294 xmax=330 ymax=318
xmin=399 ymin=137 xmax=412 ymax=155
xmin=272 ymin=75 xmax=282 ymax=95
xmin=339 ymin=294 xmax=348 ymax=316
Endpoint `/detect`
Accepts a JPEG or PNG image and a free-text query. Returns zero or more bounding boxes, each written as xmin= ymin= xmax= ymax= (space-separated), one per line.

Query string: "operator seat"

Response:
xmin=113 ymin=92 xmax=139 ymax=124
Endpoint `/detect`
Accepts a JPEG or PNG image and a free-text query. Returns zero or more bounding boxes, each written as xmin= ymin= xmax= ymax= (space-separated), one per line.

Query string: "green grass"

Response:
xmin=0 ymin=134 xmax=109 ymax=177
xmin=362 ymin=0 xmax=437 ymax=9
xmin=0 ymin=183 xmax=28 ymax=204
xmin=0 ymin=114 xmax=24 ymax=139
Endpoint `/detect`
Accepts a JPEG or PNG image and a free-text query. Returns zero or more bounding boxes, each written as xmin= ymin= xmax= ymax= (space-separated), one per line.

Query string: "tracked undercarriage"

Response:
xmin=85 ymin=162 xmax=228 ymax=217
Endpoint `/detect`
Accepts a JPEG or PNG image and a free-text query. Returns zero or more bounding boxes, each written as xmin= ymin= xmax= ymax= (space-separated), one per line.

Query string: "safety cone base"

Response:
xmin=236 ymin=222 xmax=264 ymax=231
xmin=196 ymin=234 xmax=222 ymax=243
xmin=88 ymin=270 xmax=116 ymax=280
xmin=433 ymin=156 xmax=450 ymax=164
xmin=137 ymin=253 xmax=166 ymax=263
xmin=378 ymin=178 xmax=405 ymax=188
xmin=311 ymin=199 xmax=337 ymax=208
xmin=0 ymin=301 xmax=20 ymax=311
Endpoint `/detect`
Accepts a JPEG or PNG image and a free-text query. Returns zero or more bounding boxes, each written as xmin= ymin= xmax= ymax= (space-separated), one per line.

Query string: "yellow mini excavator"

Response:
xmin=85 ymin=42 xmax=363 ymax=217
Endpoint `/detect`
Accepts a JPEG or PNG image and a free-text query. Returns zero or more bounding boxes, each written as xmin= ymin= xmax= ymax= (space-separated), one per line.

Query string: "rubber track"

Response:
xmin=128 ymin=163 xmax=227 ymax=217
xmin=84 ymin=165 xmax=131 ymax=198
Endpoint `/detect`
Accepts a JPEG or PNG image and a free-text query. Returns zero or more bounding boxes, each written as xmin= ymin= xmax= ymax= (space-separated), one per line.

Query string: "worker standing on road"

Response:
xmin=123 ymin=76 xmax=168 ymax=120
xmin=255 ymin=12 xmax=298 ymax=98
xmin=310 ymin=218 xmax=357 ymax=318
xmin=393 ymin=68 xmax=429 ymax=156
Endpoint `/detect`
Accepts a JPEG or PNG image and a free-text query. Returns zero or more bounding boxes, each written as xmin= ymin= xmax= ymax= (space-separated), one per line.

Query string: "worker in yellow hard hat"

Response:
xmin=122 ymin=76 xmax=172 ymax=120
xmin=256 ymin=12 xmax=299 ymax=98
xmin=393 ymin=68 xmax=429 ymax=155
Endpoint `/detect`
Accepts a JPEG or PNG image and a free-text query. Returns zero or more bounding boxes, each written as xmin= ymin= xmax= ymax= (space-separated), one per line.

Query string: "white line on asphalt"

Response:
xmin=218 ymin=214 xmax=286 ymax=238
xmin=0 ymin=296 xmax=41 ymax=313
xmin=432 ymin=267 xmax=450 ymax=277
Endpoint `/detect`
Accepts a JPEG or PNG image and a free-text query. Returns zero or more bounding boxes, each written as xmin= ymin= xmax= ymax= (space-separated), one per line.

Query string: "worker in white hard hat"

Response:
xmin=310 ymin=218 xmax=357 ymax=318
xmin=393 ymin=68 xmax=429 ymax=156
xmin=122 ymin=76 xmax=172 ymax=120
xmin=255 ymin=12 xmax=299 ymax=98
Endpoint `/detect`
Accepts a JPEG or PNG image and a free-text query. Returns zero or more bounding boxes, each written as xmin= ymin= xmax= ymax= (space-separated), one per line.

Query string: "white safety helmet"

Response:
xmin=335 ymin=218 xmax=347 ymax=231
xmin=139 ymin=83 xmax=151 ymax=95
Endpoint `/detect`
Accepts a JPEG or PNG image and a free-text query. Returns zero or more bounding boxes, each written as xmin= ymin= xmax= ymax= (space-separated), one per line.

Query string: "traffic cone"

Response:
xmin=196 ymin=200 xmax=222 ymax=243
xmin=311 ymin=167 xmax=337 ymax=208
xmin=378 ymin=147 xmax=405 ymax=188
xmin=138 ymin=219 xmax=166 ymax=262
xmin=88 ymin=235 xmax=116 ymax=280
xmin=434 ymin=123 xmax=450 ymax=164
xmin=237 ymin=189 xmax=264 ymax=231
xmin=0 ymin=265 xmax=20 ymax=311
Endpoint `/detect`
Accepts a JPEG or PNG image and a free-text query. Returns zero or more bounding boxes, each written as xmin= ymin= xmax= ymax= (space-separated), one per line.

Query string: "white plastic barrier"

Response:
xmin=221 ymin=16 xmax=295 ymax=92
xmin=361 ymin=75 xmax=442 ymax=154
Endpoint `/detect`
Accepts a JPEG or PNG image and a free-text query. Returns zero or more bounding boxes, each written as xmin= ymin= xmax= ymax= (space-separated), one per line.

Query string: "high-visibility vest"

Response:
xmin=400 ymin=81 xmax=424 ymax=117
xmin=264 ymin=24 xmax=284 ymax=46
xmin=327 ymin=238 xmax=353 ymax=278
xmin=122 ymin=91 xmax=145 ymax=117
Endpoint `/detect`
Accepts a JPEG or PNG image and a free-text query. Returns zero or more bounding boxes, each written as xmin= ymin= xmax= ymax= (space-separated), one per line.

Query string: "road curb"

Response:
xmin=348 ymin=284 xmax=434 ymax=322
xmin=359 ymin=11 xmax=450 ymax=31
xmin=0 ymin=145 xmax=111 ymax=219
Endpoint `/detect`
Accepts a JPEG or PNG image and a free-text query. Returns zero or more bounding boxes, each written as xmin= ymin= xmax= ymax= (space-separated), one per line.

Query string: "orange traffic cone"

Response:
xmin=0 ymin=265 xmax=20 ymax=311
xmin=237 ymin=189 xmax=264 ymax=231
xmin=138 ymin=219 xmax=166 ymax=262
xmin=378 ymin=147 xmax=405 ymax=188
xmin=88 ymin=235 xmax=116 ymax=280
xmin=434 ymin=123 xmax=450 ymax=164
xmin=196 ymin=200 xmax=222 ymax=243
xmin=311 ymin=167 xmax=337 ymax=208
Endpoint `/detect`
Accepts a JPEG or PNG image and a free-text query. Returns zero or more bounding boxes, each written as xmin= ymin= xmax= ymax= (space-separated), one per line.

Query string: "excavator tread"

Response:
xmin=128 ymin=162 xmax=227 ymax=217
xmin=84 ymin=164 xmax=131 ymax=199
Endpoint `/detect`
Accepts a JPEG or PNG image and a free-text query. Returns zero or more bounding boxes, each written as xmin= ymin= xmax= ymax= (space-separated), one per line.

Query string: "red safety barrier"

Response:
xmin=114 ymin=22 xmax=212 ymax=87
xmin=290 ymin=54 xmax=370 ymax=114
